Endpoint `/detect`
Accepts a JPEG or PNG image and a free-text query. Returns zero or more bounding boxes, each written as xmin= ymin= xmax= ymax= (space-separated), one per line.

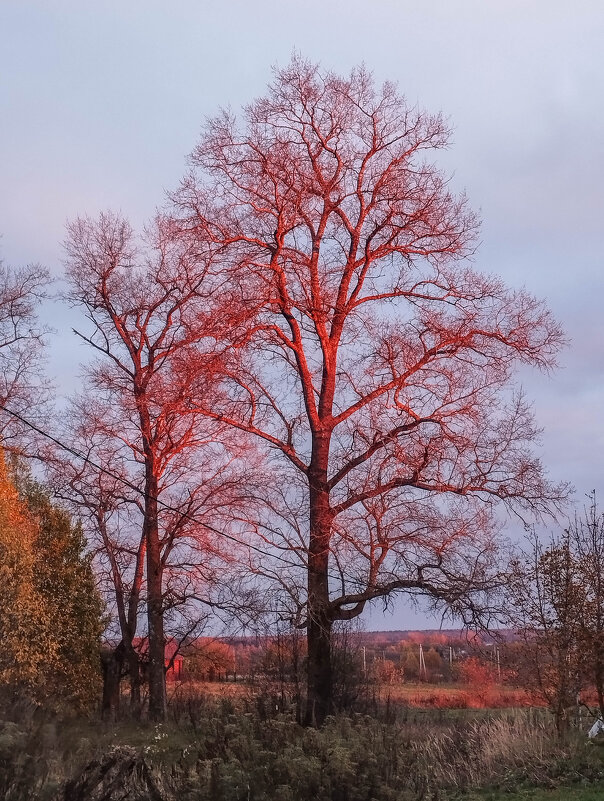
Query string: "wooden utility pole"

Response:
xmin=419 ymin=644 xmax=427 ymax=680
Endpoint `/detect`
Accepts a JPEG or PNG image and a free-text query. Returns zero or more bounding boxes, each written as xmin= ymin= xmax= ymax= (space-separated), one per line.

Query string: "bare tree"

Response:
xmin=571 ymin=494 xmax=604 ymax=721
xmin=509 ymin=533 xmax=584 ymax=734
xmin=0 ymin=259 xmax=50 ymax=446
xmin=47 ymin=412 xmax=147 ymax=717
xmin=509 ymin=495 xmax=604 ymax=731
xmin=172 ymin=57 xmax=567 ymax=725
xmin=63 ymin=213 xmax=253 ymax=721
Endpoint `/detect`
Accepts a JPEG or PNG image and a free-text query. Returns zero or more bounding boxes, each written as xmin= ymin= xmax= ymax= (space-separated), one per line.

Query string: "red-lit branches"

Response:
xmin=173 ymin=58 xmax=567 ymax=725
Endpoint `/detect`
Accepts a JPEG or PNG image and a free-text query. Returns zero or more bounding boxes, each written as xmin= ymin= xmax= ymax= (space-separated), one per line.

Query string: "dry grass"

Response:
xmin=409 ymin=711 xmax=563 ymax=794
xmin=1 ymin=701 xmax=603 ymax=800
xmin=167 ymin=679 xmax=251 ymax=702
xmin=382 ymin=682 xmax=540 ymax=709
xmin=169 ymin=678 xmax=541 ymax=712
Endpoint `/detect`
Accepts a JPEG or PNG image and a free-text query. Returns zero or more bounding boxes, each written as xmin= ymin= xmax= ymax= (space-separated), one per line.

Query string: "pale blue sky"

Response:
xmin=2 ymin=1 xmax=604 ymax=628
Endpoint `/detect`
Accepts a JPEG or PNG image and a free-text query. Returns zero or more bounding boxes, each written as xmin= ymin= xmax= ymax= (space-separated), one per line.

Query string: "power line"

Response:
xmin=1 ymin=403 xmax=400 ymax=601
xmin=2 ymin=404 xmax=495 ymax=637
xmin=0 ymin=403 xmax=304 ymax=572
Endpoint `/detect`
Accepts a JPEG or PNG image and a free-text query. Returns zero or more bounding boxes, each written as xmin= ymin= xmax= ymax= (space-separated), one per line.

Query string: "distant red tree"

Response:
xmin=458 ymin=657 xmax=496 ymax=687
xmin=173 ymin=57 xmax=567 ymax=726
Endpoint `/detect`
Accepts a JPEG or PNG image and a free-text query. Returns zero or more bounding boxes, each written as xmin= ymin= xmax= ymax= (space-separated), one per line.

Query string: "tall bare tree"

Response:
xmin=63 ymin=213 xmax=252 ymax=721
xmin=173 ymin=58 xmax=567 ymax=725
xmin=509 ymin=532 xmax=585 ymax=733
xmin=571 ymin=494 xmax=604 ymax=721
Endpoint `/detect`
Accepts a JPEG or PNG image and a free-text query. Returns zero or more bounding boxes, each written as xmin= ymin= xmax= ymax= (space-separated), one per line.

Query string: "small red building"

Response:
xmin=132 ymin=637 xmax=185 ymax=682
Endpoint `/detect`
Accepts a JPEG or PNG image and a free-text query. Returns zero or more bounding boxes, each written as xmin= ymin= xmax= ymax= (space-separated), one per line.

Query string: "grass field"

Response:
xmin=2 ymin=688 xmax=603 ymax=800
xmin=169 ymin=677 xmax=541 ymax=710
xmin=378 ymin=681 xmax=538 ymax=709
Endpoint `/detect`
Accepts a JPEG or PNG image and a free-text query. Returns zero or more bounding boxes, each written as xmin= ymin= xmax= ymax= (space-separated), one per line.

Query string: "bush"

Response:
xmin=0 ymin=454 xmax=103 ymax=714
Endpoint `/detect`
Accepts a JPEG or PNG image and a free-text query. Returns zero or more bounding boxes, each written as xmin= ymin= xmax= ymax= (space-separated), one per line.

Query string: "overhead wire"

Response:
xmin=0 ymin=403 xmax=370 ymax=590
xmin=1 ymin=404 xmax=474 ymax=624
xmin=0 ymin=403 xmax=307 ymax=572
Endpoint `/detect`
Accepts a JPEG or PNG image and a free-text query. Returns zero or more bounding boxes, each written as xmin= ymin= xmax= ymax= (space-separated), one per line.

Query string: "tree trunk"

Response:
xmin=145 ymin=479 xmax=167 ymax=722
xmin=125 ymin=531 xmax=146 ymax=716
xmin=305 ymin=448 xmax=333 ymax=727
xmin=100 ymin=643 xmax=124 ymax=720
xmin=126 ymin=646 xmax=141 ymax=715
xmin=305 ymin=602 xmax=332 ymax=726
xmin=594 ymin=649 xmax=604 ymax=721
xmin=292 ymin=629 xmax=303 ymax=724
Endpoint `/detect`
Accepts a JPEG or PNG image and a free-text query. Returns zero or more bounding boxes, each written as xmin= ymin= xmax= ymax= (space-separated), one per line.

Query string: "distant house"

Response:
xmin=164 ymin=639 xmax=184 ymax=681
xmin=132 ymin=637 xmax=185 ymax=682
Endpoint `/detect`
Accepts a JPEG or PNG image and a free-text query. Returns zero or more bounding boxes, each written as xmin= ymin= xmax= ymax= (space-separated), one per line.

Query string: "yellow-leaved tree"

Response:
xmin=0 ymin=450 xmax=103 ymax=711
xmin=0 ymin=451 xmax=54 ymax=695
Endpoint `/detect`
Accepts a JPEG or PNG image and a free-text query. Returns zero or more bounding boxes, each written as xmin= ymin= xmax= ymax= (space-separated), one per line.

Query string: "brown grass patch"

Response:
xmin=377 ymin=682 xmax=544 ymax=709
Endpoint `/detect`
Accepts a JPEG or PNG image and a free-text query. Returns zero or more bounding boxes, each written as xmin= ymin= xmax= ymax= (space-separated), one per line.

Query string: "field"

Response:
xmin=2 ymin=684 xmax=604 ymax=801
xmin=173 ymin=675 xmax=562 ymax=712
xmin=366 ymin=681 xmax=537 ymax=710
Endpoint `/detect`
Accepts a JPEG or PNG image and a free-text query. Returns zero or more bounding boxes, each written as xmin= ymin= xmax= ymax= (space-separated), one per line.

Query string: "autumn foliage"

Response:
xmin=0 ymin=452 xmax=102 ymax=711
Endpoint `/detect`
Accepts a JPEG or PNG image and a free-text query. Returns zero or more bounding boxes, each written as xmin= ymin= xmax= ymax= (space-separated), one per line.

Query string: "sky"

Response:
xmin=2 ymin=1 xmax=604 ymax=629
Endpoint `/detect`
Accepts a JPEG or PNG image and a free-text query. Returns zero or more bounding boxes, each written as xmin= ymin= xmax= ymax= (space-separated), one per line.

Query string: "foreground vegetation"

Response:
xmin=468 ymin=788 xmax=604 ymax=801
xmin=0 ymin=55 xmax=603 ymax=801
xmin=1 ymin=696 xmax=604 ymax=801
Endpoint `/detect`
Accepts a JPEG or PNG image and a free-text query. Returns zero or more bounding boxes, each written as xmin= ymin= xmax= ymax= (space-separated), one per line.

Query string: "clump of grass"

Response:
xmin=409 ymin=709 xmax=604 ymax=797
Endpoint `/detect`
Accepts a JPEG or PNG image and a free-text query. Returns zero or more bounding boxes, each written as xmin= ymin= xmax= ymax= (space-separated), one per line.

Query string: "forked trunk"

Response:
xmin=100 ymin=643 xmax=124 ymax=720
